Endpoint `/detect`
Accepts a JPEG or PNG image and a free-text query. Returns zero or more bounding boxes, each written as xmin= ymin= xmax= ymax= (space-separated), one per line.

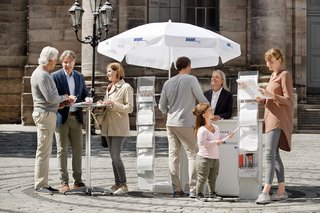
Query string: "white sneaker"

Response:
xmin=113 ymin=184 xmax=128 ymax=195
xmin=110 ymin=184 xmax=120 ymax=194
xmin=35 ymin=187 xmax=53 ymax=195
xmin=195 ymin=193 xmax=207 ymax=202
xmin=207 ymin=192 xmax=222 ymax=202
xmin=270 ymin=191 xmax=288 ymax=201
xmin=255 ymin=192 xmax=271 ymax=205
xmin=189 ymin=191 xmax=196 ymax=198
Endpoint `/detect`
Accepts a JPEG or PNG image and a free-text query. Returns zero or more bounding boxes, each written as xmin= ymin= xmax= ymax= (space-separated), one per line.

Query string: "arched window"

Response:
xmin=149 ymin=0 xmax=219 ymax=32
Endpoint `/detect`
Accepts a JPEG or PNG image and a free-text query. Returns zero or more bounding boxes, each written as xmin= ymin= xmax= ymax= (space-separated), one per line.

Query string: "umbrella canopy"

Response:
xmin=97 ymin=20 xmax=241 ymax=71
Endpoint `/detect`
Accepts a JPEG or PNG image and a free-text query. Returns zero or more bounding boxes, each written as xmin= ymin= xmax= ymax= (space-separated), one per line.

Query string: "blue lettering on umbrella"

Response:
xmin=186 ymin=37 xmax=196 ymax=42
xmin=134 ymin=37 xmax=144 ymax=42
xmin=185 ymin=37 xmax=200 ymax=43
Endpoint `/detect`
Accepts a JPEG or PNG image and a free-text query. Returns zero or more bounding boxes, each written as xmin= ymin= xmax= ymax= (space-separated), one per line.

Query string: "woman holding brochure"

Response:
xmin=98 ymin=62 xmax=134 ymax=196
xmin=255 ymin=48 xmax=294 ymax=205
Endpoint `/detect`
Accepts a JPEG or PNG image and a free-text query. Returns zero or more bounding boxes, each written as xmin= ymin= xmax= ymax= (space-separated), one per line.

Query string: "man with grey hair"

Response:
xmin=159 ymin=56 xmax=208 ymax=198
xmin=31 ymin=46 xmax=75 ymax=194
xmin=52 ymin=50 xmax=89 ymax=193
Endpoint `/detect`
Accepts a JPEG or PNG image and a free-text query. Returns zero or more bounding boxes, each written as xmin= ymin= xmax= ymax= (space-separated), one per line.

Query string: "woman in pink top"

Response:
xmin=192 ymin=103 xmax=223 ymax=202
xmin=255 ymin=48 xmax=294 ymax=205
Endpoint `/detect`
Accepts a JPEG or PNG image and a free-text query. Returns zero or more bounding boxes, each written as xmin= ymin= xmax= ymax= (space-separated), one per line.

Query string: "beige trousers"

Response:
xmin=32 ymin=111 xmax=56 ymax=190
xmin=167 ymin=126 xmax=198 ymax=194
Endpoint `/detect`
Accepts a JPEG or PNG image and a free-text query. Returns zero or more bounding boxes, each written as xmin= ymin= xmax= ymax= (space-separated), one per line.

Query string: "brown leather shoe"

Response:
xmin=60 ymin=184 xmax=70 ymax=193
xmin=73 ymin=182 xmax=85 ymax=189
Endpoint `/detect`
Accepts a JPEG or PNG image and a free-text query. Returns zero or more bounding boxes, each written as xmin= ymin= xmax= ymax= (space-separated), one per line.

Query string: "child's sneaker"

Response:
xmin=195 ymin=193 xmax=207 ymax=202
xmin=188 ymin=191 xmax=196 ymax=198
xmin=207 ymin=192 xmax=222 ymax=202
xmin=255 ymin=192 xmax=271 ymax=204
xmin=270 ymin=191 xmax=288 ymax=201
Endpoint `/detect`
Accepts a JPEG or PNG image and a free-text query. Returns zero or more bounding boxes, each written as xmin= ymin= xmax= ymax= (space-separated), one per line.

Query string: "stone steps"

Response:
xmin=297 ymin=103 xmax=320 ymax=133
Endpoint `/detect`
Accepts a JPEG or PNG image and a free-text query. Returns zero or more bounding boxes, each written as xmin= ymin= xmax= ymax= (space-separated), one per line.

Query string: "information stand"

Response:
xmin=66 ymin=102 xmax=107 ymax=195
xmin=215 ymin=119 xmax=240 ymax=197
xmin=141 ymin=72 xmax=263 ymax=199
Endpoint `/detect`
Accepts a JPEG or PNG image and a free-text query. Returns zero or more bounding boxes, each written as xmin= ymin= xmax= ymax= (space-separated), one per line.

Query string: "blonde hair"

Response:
xmin=212 ymin=69 xmax=228 ymax=90
xmin=264 ymin=48 xmax=284 ymax=63
xmin=106 ymin=62 xmax=125 ymax=80
xmin=192 ymin=103 xmax=210 ymax=136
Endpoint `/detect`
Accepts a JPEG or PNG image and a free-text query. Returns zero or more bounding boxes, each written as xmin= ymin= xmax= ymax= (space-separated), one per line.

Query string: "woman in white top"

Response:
xmin=192 ymin=102 xmax=223 ymax=202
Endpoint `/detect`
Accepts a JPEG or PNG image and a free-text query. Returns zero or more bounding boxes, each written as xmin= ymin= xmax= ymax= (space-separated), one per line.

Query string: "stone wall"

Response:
xmin=0 ymin=0 xmax=308 ymax=128
xmin=291 ymin=0 xmax=307 ymax=101
xmin=27 ymin=0 xmax=81 ymax=64
xmin=0 ymin=67 xmax=24 ymax=123
xmin=21 ymin=0 xmax=82 ymax=125
xmin=0 ymin=0 xmax=27 ymax=123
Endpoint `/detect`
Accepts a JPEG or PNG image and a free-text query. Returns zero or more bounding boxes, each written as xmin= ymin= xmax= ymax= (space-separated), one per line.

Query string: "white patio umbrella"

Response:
xmin=97 ymin=20 xmax=241 ymax=76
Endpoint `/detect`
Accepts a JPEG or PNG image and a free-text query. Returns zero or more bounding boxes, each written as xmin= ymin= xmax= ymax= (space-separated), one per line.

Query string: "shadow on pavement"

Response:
xmin=285 ymin=186 xmax=320 ymax=200
xmin=0 ymin=131 xmax=37 ymax=158
xmin=0 ymin=131 xmax=168 ymax=158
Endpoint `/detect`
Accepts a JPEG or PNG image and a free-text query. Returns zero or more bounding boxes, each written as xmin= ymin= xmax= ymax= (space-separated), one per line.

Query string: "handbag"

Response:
xmin=91 ymin=107 xmax=106 ymax=126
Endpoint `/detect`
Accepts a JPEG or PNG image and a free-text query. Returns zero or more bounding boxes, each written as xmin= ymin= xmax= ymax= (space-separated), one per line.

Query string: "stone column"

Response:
xmin=81 ymin=1 xmax=94 ymax=77
xmin=251 ymin=0 xmax=286 ymax=65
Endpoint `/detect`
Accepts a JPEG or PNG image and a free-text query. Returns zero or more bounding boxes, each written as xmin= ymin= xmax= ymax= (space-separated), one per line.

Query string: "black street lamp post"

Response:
xmin=68 ymin=0 xmax=114 ymax=98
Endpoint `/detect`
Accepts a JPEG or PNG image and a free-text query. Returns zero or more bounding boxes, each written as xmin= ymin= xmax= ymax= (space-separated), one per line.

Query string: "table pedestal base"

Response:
xmin=64 ymin=186 xmax=106 ymax=196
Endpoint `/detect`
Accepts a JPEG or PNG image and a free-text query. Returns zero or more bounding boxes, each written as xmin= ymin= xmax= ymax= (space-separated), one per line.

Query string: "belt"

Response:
xmin=69 ymin=111 xmax=77 ymax=116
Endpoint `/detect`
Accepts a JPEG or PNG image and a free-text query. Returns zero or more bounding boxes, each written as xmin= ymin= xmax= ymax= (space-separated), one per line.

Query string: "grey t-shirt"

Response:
xmin=159 ymin=74 xmax=208 ymax=127
xmin=31 ymin=66 xmax=66 ymax=113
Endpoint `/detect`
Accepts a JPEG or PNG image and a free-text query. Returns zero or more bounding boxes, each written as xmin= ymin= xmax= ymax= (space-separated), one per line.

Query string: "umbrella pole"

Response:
xmin=168 ymin=47 xmax=173 ymax=79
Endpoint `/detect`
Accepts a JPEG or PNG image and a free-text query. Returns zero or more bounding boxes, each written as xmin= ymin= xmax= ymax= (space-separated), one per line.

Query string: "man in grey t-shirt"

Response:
xmin=31 ymin=46 xmax=74 ymax=195
xmin=159 ymin=56 xmax=208 ymax=198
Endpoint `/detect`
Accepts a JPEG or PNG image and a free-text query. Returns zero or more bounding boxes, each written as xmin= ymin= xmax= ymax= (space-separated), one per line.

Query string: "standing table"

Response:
xmin=66 ymin=102 xmax=107 ymax=195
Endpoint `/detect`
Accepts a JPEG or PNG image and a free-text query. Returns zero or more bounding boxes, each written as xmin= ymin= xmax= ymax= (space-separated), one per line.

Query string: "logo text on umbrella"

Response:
xmin=134 ymin=37 xmax=144 ymax=42
xmin=185 ymin=37 xmax=200 ymax=44
xmin=227 ymin=43 xmax=233 ymax=48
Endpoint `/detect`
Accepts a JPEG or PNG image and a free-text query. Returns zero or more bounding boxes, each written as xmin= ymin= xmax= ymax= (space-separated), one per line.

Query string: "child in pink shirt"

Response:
xmin=192 ymin=102 xmax=223 ymax=202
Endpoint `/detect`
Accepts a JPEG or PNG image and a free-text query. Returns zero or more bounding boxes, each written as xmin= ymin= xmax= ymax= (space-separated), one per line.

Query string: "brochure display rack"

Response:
xmin=237 ymin=71 xmax=263 ymax=199
xmin=136 ymin=76 xmax=156 ymax=191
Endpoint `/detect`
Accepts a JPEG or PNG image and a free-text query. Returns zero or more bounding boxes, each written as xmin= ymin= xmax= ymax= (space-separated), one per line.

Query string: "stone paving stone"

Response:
xmin=0 ymin=125 xmax=320 ymax=212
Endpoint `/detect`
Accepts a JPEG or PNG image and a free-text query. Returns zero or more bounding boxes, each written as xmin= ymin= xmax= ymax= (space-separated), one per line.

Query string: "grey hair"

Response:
xmin=59 ymin=50 xmax=77 ymax=62
xmin=38 ymin=46 xmax=59 ymax=65
xmin=212 ymin=69 xmax=229 ymax=91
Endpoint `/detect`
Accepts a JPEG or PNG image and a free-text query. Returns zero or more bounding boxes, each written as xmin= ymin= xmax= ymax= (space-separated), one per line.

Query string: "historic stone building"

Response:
xmin=0 ymin=0 xmax=319 ymax=132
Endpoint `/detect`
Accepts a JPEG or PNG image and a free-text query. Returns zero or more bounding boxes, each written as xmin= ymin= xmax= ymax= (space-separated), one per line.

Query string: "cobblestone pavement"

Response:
xmin=0 ymin=124 xmax=319 ymax=213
